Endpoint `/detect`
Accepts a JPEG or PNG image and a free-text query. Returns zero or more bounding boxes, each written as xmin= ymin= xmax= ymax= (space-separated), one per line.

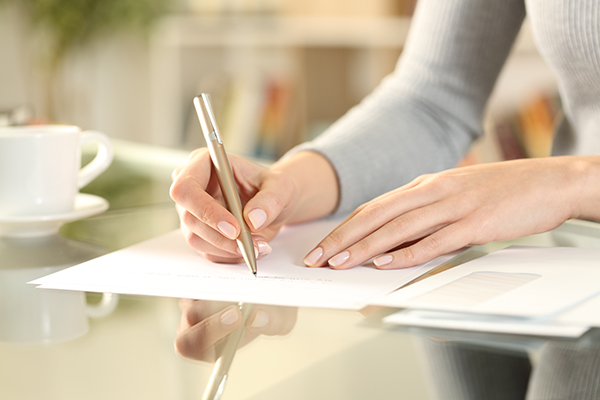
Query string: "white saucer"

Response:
xmin=0 ymin=194 xmax=109 ymax=238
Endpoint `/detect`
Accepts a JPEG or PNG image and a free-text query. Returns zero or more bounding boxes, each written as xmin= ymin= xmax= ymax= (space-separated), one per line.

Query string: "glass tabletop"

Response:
xmin=1 ymin=140 xmax=600 ymax=400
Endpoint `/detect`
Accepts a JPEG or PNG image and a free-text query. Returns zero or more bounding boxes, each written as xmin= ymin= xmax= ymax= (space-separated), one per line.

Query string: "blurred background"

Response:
xmin=0 ymin=0 xmax=558 ymax=162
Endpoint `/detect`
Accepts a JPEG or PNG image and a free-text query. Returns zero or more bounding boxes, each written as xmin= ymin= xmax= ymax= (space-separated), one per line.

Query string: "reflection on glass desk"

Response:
xmin=1 ymin=139 xmax=600 ymax=400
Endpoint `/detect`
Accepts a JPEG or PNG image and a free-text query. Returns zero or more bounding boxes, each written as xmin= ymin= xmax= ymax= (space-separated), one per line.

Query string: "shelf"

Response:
xmin=155 ymin=15 xmax=412 ymax=48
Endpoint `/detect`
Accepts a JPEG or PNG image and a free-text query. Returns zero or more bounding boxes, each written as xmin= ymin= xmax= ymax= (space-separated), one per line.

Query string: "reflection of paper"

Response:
xmin=383 ymin=309 xmax=588 ymax=338
xmin=372 ymin=246 xmax=600 ymax=318
xmin=32 ymin=218 xmax=447 ymax=310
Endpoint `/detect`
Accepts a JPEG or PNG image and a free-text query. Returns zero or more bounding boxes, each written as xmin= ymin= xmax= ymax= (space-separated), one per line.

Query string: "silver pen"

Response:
xmin=193 ymin=93 xmax=258 ymax=276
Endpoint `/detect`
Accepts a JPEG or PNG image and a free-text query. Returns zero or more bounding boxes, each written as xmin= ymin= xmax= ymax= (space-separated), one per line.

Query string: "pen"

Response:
xmin=202 ymin=302 xmax=254 ymax=400
xmin=193 ymin=93 xmax=258 ymax=277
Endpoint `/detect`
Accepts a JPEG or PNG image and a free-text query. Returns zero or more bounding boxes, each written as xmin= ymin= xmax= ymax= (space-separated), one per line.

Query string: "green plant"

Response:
xmin=0 ymin=0 xmax=173 ymax=120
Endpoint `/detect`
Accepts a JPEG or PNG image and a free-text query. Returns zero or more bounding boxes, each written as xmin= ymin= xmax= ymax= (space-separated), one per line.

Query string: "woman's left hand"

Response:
xmin=303 ymin=156 xmax=597 ymax=270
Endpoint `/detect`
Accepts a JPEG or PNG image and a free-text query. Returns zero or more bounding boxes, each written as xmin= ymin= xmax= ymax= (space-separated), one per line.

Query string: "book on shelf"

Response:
xmin=515 ymin=92 xmax=560 ymax=158
xmin=188 ymin=70 xmax=302 ymax=161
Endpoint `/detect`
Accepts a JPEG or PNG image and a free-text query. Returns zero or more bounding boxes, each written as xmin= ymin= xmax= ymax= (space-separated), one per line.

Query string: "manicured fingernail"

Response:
xmin=217 ymin=221 xmax=237 ymax=240
xmin=304 ymin=247 xmax=323 ymax=266
xmin=374 ymin=254 xmax=393 ymax=267
xmin=249 ymin=310 xmax=269 ymax=329
xmin=248 ymin=209 xmax=267 ymax=230
xmin=236 ymin=244 xmax=259 ymax=258
xmin=257 ymin=241 xmax=272 ymax=256
xmin=328 ymin=251 xmax=350 ymax=268
xmin=220 ymin=307 xmax=240 ymax=326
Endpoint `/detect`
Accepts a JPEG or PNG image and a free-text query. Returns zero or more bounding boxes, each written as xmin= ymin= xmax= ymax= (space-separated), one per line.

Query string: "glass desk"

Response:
xmin=1 ymin=140 xmax=600 ymax=400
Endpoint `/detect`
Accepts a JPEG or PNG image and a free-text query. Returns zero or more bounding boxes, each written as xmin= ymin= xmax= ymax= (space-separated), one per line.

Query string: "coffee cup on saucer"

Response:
xmin=0 ymin=125 xmax=114 ymax=237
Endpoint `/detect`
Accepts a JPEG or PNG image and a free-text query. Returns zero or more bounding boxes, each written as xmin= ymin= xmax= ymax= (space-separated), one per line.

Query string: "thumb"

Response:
xmin=244 ymin=171 xmax=295 ymax=232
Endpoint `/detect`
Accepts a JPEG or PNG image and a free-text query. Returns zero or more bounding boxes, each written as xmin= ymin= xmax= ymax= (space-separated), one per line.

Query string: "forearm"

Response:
xmin=281 ymin=0 xmax=524 ymax=214
xmin=270 ymin=151 xmax=339 ymax=224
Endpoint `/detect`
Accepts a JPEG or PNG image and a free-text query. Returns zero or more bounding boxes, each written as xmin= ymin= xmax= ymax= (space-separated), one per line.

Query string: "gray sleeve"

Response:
xmin=285 ymin=0 xmax=526 ymax=215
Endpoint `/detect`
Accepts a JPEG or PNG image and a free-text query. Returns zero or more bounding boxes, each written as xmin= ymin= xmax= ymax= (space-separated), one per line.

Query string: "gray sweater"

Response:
xmin=288 ymin=0 xmax=600 ymax=215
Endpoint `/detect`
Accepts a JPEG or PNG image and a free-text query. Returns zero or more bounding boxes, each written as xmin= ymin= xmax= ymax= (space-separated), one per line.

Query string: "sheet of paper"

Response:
xmin=371 ymin=246 xmax=600 ymax=318
xmin=31 ymin=218 xmax=447 ymax=310
xmin=555 ymin=293 xmax=600 ymax=327
xmin=383 ymin=309 xmax=589 ymax=338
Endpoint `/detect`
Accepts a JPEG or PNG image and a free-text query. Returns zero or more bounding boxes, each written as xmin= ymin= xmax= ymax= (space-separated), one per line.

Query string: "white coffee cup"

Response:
xmin=0 ymin=125 xmax=113 ymax=217
xmin=0 ymin=234 xmax=118 ymax=344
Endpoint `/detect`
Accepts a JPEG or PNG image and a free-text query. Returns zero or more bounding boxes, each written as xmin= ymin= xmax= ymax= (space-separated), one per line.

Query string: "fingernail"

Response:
xmin=249 ymin=310 xmax=269 ymax=329
xmin=257 ymin=241 xmax=272 ymax=256
xmin=328 ymin=251 xmax=350 ymax=268
xmin=217 ymin=221 xmax=237 ymax=240
xmin=303 ymin=247 xmax=323 ymax=266
xmin=374 ymin=254 xmax=393 ymax=267
xmin=236 ymin=244 xmax=259 ymax=258
xmin=220 ymin=307 xmax=240 ymax=326
xmin=248 ymin=209 xmax=267 ymax=230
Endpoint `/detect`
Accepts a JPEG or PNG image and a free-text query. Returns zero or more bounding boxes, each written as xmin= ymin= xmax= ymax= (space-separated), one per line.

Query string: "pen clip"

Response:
xmin=193 ymin=93 xmax=223 ymax=144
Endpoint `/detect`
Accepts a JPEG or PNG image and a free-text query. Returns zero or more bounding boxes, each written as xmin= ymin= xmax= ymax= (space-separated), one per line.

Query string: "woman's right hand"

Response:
xmin=175 ymin=299 xmax=298 ymax=362
xmin=169 ymin=149 xmax=338 ymax=264
xmin=170 ymin=148 xmax=295 ymax=263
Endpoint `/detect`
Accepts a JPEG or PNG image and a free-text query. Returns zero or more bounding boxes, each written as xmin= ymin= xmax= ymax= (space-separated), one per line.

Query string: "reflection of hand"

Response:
xmin=303 ymin=156 xmax=600 ymax=270
xmin=170 ymin=149 xmax=338 ymax=264
xmin=175 ymin=299 xmax=298 ymax=362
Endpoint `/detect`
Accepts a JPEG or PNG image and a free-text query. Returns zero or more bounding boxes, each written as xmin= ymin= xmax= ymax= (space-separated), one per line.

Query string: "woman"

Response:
xmin=172 ymin=2 xmax=600 ymax=397
xmin=171 ymin=0 xmax=600 ymax=272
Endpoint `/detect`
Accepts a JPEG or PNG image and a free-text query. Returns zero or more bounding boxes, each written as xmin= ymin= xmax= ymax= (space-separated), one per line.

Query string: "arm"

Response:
xmin=290 ymin=0 xmax=526 ymax=213
xmin=171 ymin=0 xmax=527 ymax=264
xmin=304 ymin=156 xmax=600 ymax=270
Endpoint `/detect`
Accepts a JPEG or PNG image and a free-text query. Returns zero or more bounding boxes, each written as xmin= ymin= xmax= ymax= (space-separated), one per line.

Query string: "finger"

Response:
xmin=374 ymin=218 xmax=475 ymax=269
xmin=175 ymin=305 xmax=242 ymax=361
xmin=170 ymin=150 xmax=241 ymax=241
xmin=243 ymin=171 xmax=295 ymax=232
xmin=325 ymin=203 xmax=453 ymax=269
xmin=178 ymin=299 xmax=203 ymax=328
xmin=245 ymin=306 xmax=298 ymax=336
xmin=178 ymin=299 xmax=235 ymax=330
xmin=180 ymin=209 xmax=241 ymax=256
xmin=304 ymin=185 xmax=446 ymax=267
xmin=183 ymin=226 xmax=271 ymax=263
xmin=304 ymin=188 xmax=445 ymax=268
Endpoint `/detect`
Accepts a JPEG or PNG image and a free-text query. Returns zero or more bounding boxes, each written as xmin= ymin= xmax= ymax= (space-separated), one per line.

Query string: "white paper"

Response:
xmin=383 ymin=309 xmax=589 ymax=338
xmin=32 ymin=218 xmax=446 ymax=310
xmin=555 ymin=292 xmax=600 ymax=327
xmin=372 ymin=246 xmax=600 ymax=318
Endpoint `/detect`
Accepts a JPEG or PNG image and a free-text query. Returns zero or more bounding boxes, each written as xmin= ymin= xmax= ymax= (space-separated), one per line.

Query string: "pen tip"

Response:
xmin=253 ymin=271 xmax=257 ymax=278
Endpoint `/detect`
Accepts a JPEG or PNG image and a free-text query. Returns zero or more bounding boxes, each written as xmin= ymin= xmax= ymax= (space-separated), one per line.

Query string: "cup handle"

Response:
xmin=78 ymin=130 xmax=114 ymax=188
xmin=86 ymin=293 xmax=119 ymax=319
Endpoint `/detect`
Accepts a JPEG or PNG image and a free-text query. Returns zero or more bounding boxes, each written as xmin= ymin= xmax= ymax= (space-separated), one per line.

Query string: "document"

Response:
xmin=555 ymin=293 xmax=600 ymax=327
xmin=372 ymin=246 xmax=600 ymax=319
xmin=382 ymin=309 xmax=589 ymax=338
xmin=32 ymin=218 xmax=447 ymax=310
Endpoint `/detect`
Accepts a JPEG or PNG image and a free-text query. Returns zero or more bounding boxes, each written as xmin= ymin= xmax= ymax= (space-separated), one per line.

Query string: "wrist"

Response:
xmin=271 ymin=151 xmax=339 ymax=223
xmin=569 ymin=156 xmax=600 ymax=222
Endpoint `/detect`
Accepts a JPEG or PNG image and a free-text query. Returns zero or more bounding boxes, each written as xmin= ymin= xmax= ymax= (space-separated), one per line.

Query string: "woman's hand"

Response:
xmin=170 ymin=148 xmax=295 ymax=263
xmin=175 ymin=299 xmax=298 ymax=362
xmin=303 ymin=156 xmax=600 ymax=270
xmin=170 ymin=149 xmax=338 ymax=264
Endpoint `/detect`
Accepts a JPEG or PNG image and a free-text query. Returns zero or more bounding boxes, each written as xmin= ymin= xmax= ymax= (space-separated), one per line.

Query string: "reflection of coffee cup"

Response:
xmin=0 ymin=234 xmax=118 ymax=344
xmin=0 ymin=125 xmax=113 ymax=217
